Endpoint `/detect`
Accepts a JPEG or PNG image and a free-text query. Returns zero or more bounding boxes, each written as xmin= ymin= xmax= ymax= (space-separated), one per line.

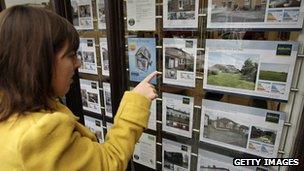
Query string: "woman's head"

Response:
xmin=0 ymin=5 xmax=80 ymax=120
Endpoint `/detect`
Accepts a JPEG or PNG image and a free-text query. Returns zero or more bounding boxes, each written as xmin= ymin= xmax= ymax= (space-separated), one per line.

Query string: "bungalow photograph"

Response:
xmin=207 ymin=51 xmax=259 ymax=90
xmin=204 ymin=113 xmax=249 ymax=148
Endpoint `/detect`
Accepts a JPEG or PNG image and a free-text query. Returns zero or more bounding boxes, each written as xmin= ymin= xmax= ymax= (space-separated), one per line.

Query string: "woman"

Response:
xmin=0 ymin=5 xmax=158 ymax=170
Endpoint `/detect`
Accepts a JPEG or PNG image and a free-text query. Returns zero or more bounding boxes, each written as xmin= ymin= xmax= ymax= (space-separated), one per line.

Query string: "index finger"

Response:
xmin=142 ymin=71 xmax=161 ymax=83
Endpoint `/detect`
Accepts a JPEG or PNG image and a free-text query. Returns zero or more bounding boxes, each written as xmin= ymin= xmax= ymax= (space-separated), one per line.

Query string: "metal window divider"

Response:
xmin=290 ymin=88 xmax=299 ymax=92
xmin=278 ymin=55 xmax=303 ymax=161
xmin=191 ymin=153 xmax=198 ymax=157
xmin=198 ymin=13 xmax=207 ymax=17
xmin=298 ymin=54 xmax=304 ymax=58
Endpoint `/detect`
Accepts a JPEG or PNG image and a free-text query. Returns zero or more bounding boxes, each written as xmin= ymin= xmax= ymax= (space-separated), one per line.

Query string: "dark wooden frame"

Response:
xmin=0 ymin=0 xmax=5 ymax=10
xmin=104 ymin=0 xmax=127 ymax=114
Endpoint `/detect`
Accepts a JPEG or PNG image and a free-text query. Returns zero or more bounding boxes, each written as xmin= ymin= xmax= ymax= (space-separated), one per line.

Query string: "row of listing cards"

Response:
xmin=81 ymin=85 xmax=285 ymax=158
xmin=71 ymin=0 xmax=304 ymax=30
xmin=78 ymin=37 xmax=298 ymax=101
xmin=80 ymin=79 xmax=157 ymax=130
xmin=83 ymin=115 xmax=274 ymax=171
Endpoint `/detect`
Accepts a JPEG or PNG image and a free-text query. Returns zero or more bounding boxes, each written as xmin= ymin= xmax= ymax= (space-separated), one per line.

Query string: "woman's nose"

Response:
xmin=74 ymin=58 xmax=81 ymax=69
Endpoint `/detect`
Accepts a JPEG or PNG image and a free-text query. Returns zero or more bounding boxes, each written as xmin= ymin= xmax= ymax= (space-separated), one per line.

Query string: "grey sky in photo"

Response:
xmin=260 ymin=63 xmax=289 ymax=72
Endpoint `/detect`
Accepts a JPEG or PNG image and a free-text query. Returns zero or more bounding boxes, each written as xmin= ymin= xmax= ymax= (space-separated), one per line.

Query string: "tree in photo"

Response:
xmin=240 ymin=58 xmax=258 ymax=82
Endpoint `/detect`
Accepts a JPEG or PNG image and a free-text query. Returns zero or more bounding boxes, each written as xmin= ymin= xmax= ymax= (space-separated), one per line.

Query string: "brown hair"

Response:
xmin=0 ymin=5 xmax=79 ymax=121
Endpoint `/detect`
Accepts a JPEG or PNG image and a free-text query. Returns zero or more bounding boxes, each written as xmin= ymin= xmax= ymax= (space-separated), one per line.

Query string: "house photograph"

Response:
xmin=203 ymin=113 xmax=249 ymax=148
xmin=211 ymin=0 xmax=267 ymax=22
xmin=164 ymin=150 xmax=189 ymax=170
xmin=165 ymin=47 xmax=194 ymax=79
xmin=207 ymin=52 xmax=259 ymax=90
xmin=167 ymin=0 xmax=196 ymax=20
xmin=166 ymin=106 xmax=190 ymax=131
xmin=250 ymin=126 xmax=277 ymax=145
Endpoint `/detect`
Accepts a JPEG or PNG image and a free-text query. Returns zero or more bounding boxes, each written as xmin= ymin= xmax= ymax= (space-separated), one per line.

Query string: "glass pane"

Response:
xmin=123 ymin=0 xmax=303 ymax=170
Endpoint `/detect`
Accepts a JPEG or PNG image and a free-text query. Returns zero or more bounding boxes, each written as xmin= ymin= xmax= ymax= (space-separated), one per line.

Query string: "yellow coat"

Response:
xmin=0 ymin=91 xmax=151 ymax=171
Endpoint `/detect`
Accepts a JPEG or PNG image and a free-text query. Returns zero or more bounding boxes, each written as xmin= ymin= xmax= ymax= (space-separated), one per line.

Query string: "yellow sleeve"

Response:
xmin=18 ymin=91 xmax=151 ymax=171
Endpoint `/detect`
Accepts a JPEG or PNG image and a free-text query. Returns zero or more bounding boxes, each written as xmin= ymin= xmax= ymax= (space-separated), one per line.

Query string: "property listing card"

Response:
xmin=163 ymin=0 xmax=199 ymax=29
xmin=133 ymin=133 xmax=156 ymax=169
xmin=99 ymin=38 xmax=109 ymax=76
xmin=207 ymin=0 xmax=304 ymax=28
xmin=204 ymin=39 xmax=298 ymax=101
xmin=78 ymin=38 xmax=98 ymax=75
xmin=96 ymin=0 xmax=106 ymax=29
xmin=162 ymin=92 xmax=194 ymax=138
xmin=128 ymin=38 xmax=157 ymax=84
xmin=162 ymin=139 xmax=191 ymax=171
xmin=102 ymin=82 xmax=112 ymax=117
xmin=80 ymin=79 xmax=102 ymax=114
xmin=163 ymin=38 xmax=197 ymax=87
xmin=71 ymin=0 xmax=93 ymax=30
xmin=200 ymin=99 xmax=285 ymax=158
xmin=197 ymin=149 xmax=271 ymax=171
xmin=84 ymin=115 xmax=104 ymax=143
xmin=127 ymin=0 xmax=156 ymax=31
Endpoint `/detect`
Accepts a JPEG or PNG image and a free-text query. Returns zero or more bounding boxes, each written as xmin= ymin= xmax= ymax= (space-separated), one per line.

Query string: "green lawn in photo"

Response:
xmin=207 ymin=72 xmax=255 ymax=90
xmin=259 ymin=70 xmax=287 ymax=82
